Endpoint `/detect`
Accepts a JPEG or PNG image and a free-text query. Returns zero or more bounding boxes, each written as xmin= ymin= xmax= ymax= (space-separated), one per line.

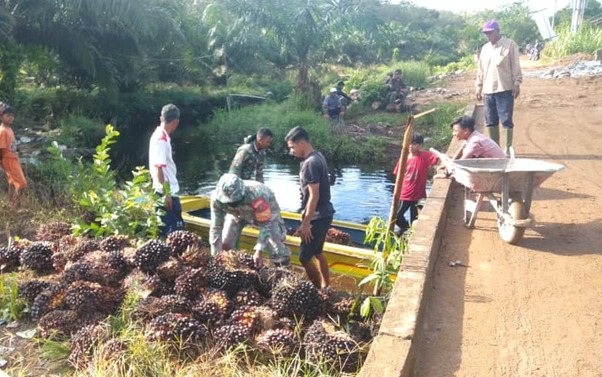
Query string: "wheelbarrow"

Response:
xmin=430 ymin=148 xmax=564 ymax=244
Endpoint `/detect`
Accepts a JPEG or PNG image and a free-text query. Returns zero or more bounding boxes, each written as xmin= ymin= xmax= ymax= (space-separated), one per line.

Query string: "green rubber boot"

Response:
xmin=487 ymin=125 xmax=500 ymax=145
xmin=505 ymin=127 xmax=513 ymax=155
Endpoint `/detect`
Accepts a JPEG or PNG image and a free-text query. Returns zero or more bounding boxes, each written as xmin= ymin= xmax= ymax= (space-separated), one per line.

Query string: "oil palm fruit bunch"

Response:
xmin=123 ymin=270 xmax=174 ymax=298
xmin=68 ymin=323 xmax=110 ymax=369
xmin=156 ymin=258 xmax=185 ymax=283
xmin=192 ymin=288 xmax=232 ymax=326
xmin=65 ymin=281 xmax=105 ymax=313
xmin=63 ymin=261 xmax=121 ymax=286
xmin=233 ymin=287 xmax=264 ymax=308
xmin=201 ymin=288 xmax=232 ymax=316
xmin=20 ymin=241 xmax=54 ymax=273
xmin=237 ymin=252 xmax=256 ymax=270
xmin=37 ymin=309 xmax=80 ymax=338
xmin=158 ymin=294 xmax=192 ymax=314
xmin=325 ymin=228 xmax=351 ymax=245
xmin=213 ymin=324 xmax=251 ymax=348
xmin=132 ymin=296 xmax=164 ymax=323
xmin=269 ymin=277 xmax=322 ymax=321
xmin=256 ymin=328 xmax=296 ymax=357
xmin=146 ymin=313 xmax=206 ymax=344
xmin=166 ymin=230 xmax=201 ymax=256
xmin=0 ymin=245 xmax=21 ymax=272
xmin=65 ymin=239 xmax=100 ymax=262
xmin=100 ymin=235 xmax=131 ymax=252
xmin=18 ymin=280 xmax=55 ymax=304
xmin=303 ymin=320 xmax=363 ymax=373
xmin=320 ymin=288 xmax=357 ymax=319
xmin=36 ymin=222 xmax=71 ymax=242
xmin=30 ymin=284 xmax=68 ymax=319
xmin=10 ymin=238 xmax=31 ymax=253
xmin=174 ymin=268 xmax=204 ymax=300
xmin=133 ymin=240 xmax=170 ymax=273
xmin=255 ymin=267 xmax=298 ymax=298
xmin=206 ymin=251 xmax=258 ymax=296
xmin=180 ymin=245 xmax=211 ymax=269
xmin=229 ymin=306 xmax=259 ymax=334
xmin=51 ymin=252 xmax=67 ymax=272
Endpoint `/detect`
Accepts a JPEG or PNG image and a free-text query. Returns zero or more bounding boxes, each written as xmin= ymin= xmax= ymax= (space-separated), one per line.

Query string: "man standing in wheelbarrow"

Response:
xmin=476 ymin=20 xmax=522 ymax=155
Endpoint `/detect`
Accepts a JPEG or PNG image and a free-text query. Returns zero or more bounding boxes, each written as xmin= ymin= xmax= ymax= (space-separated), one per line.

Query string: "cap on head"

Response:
xmin=161 ymin=104 xmax=180 ymax=123
xmin=482 ymin=20 xmax=499 ymax=33
xmin=330 ymin=88 xmax=337 ymax=93
xmin=2 ymin=105 xmax=15 ymax=115
xmin=215 ymin=173 xmax=245 ymax=203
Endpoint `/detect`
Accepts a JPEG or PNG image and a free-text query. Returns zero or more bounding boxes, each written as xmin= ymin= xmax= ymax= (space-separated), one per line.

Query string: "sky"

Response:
xmin=394 ymin=0 xmax=572 ymax=18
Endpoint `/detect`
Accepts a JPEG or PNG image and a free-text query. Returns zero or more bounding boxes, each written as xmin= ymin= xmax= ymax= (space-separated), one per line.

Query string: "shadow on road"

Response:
xmin=521 ymin=219 xmax=602 ymax=256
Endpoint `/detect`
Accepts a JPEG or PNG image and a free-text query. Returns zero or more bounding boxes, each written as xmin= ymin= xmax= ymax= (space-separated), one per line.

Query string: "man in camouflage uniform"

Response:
xmin=229 ymin=128 xmax=273 ymax=182
xmin=210 ymin=173 xmax=291 ymax=267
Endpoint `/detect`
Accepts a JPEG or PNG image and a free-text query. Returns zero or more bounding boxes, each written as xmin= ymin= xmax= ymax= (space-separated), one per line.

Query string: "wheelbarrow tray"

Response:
xmin=446 ymin=158 xmax=564 ymax=193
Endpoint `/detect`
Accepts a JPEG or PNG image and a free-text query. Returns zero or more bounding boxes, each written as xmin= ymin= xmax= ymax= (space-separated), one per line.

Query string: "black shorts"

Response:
xmin=299 ymin=216 xmax=333 ymax=264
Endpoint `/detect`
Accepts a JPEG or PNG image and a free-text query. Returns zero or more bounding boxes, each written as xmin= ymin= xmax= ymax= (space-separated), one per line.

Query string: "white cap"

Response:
xmin=330 ymin=88 xmax=337 ymax=93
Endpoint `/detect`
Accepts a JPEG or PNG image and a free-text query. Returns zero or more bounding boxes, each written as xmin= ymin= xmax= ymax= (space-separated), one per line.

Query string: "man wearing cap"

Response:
xmin=322 ymin=88 xmax=344 ymax=121
xmin=210 ymin=173 xmax=291 ymax=267
xmin=229 ymin=127 xmax=273 ymax=183
xmin=149 ymin=104 xmax=184 ymax=237
xmin=476 ymin=20 xmax=522 ymax=154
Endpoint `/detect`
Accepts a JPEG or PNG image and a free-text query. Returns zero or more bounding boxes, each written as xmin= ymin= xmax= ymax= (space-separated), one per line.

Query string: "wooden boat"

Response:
xmin=180 ymin=196 xmax=389 ymax=280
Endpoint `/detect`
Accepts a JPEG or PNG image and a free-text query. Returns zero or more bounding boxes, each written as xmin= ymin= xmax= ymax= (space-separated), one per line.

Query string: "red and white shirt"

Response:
xmin=149 ymin=126 xmax=179 ymax=194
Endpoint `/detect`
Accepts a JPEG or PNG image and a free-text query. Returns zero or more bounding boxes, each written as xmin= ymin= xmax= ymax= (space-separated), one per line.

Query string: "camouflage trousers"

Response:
xmin=221 ymin=214 xmax=291 ymax=265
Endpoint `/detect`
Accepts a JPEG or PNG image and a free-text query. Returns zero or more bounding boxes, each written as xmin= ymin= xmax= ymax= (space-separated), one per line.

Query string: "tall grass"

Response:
xmin=545 ymin=22 xmax=602 ymax=59
xmin=0 ymin=274 xmax=27 ymax=322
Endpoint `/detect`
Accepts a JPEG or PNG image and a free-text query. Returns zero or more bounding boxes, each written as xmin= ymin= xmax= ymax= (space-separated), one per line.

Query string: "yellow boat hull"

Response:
xmin=180 ymin=196 xmax=393 ymax=281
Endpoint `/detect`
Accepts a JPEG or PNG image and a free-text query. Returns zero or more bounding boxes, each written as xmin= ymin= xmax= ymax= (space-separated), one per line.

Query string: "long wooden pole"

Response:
xmin=387 ymin=108 xmax=437 ymax=234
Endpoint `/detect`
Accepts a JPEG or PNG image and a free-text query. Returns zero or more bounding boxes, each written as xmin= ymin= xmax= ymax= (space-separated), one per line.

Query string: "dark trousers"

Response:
xmin=156 ymin=194 xmax=184 ymax=237
xmin=485 ymin=90 xmax=514 ymax=129
xmin=396 ymin=200 xmax=418 ymax=233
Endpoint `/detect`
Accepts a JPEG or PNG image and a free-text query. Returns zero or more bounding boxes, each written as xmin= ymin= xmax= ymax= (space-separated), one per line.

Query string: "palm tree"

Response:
xmin=222 ymin=0 xmax=385 ymax=91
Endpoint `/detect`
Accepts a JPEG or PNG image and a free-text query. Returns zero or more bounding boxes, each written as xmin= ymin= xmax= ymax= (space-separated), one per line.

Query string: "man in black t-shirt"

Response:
xmin=285 ymin=126 xmax=335 ymax=288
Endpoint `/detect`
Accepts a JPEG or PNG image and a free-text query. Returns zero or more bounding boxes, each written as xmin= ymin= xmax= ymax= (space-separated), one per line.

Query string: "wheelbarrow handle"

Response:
xmin=430 ymin=148 xmax=455 ymax=170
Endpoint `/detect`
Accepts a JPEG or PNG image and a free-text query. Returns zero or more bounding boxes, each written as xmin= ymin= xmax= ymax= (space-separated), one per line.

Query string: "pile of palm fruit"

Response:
xmin=2 ymin=222 xmax=374 ymax=373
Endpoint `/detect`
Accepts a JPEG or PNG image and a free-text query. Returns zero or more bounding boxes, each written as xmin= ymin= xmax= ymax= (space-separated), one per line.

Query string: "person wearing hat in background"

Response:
xmin=210 ymin=173 xmax=291 ymax=268
xmin=476 ymin=20 xmax=522 ymax=155
xmin=0 ymin=104 xmax=27 ymax=208
xmin=229 ymin=127 xmax=273 ymax=183
xmin=149 ymin=104 xmax=185 ymax=237
xmin=322 ymin=87 xmax=344 ymax=121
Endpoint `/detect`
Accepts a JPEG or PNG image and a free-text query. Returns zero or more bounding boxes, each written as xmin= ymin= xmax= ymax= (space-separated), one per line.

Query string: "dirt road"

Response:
xmin=413 ymin=73 xmax=602 ymax=377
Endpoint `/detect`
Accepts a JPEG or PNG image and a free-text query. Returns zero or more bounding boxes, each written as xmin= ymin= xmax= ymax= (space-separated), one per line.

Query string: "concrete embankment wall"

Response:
xmin=357 ymin=103 xmax=479 ymax=377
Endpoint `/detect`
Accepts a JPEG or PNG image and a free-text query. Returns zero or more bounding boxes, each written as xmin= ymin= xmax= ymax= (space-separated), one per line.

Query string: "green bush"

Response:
xmin=56 ymin=115 xmax=105 ymax=148
xmin=544 ymin=22 xmax=602 ymax=58
xmin=433 ymin=55 xmax=477 ymax=75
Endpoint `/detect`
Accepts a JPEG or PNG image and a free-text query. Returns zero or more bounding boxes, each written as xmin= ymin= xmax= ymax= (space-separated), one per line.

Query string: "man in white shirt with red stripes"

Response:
xmin=149 ymin=104 xmax=184 ymax=237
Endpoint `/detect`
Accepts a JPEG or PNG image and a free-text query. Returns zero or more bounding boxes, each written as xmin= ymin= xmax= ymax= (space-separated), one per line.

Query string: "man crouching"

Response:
xmin=210 ymin=173 xmax=291 ymax=268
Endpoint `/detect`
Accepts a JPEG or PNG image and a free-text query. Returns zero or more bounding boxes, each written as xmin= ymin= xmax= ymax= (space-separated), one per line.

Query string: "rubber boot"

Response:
xmin=487 ymin=125 xmax=500 ymax=145
xmin=505 ymin=127 xmax=514 ymax=156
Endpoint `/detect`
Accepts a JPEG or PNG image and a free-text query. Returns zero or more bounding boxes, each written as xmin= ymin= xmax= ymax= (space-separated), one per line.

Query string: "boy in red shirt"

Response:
xmin=0 ymin=105 xmax=27 ymax=208
xmin=393 ymin=133 xmax=438 ymax=234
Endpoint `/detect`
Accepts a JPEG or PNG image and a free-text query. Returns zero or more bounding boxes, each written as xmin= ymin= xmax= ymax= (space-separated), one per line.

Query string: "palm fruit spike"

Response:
xmin=68 ymin=323 xmax=110 ymax=369
xmin=320 ymin=288 xmax=357 ymax=319
xmin=166 ymin=230 xmax=201 ymax=255
xmin=51 ymin=252 xmax=67 ymax=272
xmin=201 ymin=288 xmax=232 ymax=317
xmin=146 ymin=313 xmax=206 ymax=344
xmin=180 ymin=244 xmax=211 ymax=269
xmin=174 ymin=268 xmax=204 ymax=300
xmin=65 ymin=281 xmax=103 ymax=313
xmin=191 ymin=301 xmax=224 ymax=326
xmin=233 ymin=287 xmax=264 ymax=308
xmin=100 ymin=235 xmax=131 ymax=252
xmin=20 ymin=241 xmax=54 ymax=273
xmin=256 ymin=328 xmax=296 ymax=357
xmin=31 ymin=284 xmax=68 ymax=319
xmin=123 ymin=270 xmax=174 ymax=299
xmin=237 ymin=252 xmax=256 ymax=270
xmin=133 ymin=240 xmax=170 ymax=273
xmin=213 ymin=324 xmax=251 ymax=348
xmin=132 ymin=296 xmax=164 ymax=323
xmin=18 ymin=280 xmax=55 ymax=304
xmin=36 ymin=222 xmax=71 ymax=242
xmin=255 ymin=267 xmax=299 ymax=298
xmin=269 ymin=277 xmax=322 ymax=321
xmin=65 ymin=240 xmax=100 ymax=262
xmin=205 ymin=251 xmax=258 ymax=296
xmin=0 ymin=245 xmax=21 ymax=272
xmin=303 ymin=320 xmax=363 ymax=373
xmin=37 ymin=309 xmax=79 ymax=338
xmin=156 ymin=258 xmax=184 ymax=283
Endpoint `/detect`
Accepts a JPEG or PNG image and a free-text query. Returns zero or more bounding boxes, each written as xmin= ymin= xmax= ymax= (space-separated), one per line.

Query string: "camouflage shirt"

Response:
xmin=229 ymin=140 xmax=265 ymax=182
xmin=210 ymin=180 xmax=282 ymax=253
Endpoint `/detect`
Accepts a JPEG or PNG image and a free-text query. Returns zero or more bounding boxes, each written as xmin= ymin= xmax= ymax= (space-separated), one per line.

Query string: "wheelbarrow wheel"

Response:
xmin=497 ymin=199 xmax=526 ymax=244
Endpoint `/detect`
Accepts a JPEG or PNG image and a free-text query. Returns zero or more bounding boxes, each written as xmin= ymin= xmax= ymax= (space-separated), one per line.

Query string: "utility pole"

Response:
xmin=571 ymin=0 xmax=589 ymax=33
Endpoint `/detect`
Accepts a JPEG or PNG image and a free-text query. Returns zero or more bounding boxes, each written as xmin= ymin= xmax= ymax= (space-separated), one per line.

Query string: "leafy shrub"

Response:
xmin=433 ymin=55 xmax=477 ymax=75
xmin=56 ymin=115 xmax=105 ymax=148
